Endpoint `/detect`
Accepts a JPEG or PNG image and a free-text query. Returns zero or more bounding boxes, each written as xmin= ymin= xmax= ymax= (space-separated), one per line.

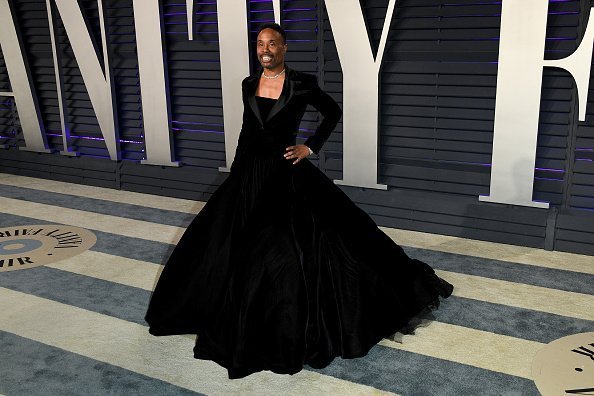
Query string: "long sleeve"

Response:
xmin=303 ymin=77 xmax=343 ymax=155
xmin=231 ymin=78 xmax=251 ymax=172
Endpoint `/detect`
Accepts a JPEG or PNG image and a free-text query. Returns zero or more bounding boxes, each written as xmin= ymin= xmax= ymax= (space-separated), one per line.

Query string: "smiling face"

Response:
xmin=256 ymin=28 xmax=287 ymax=71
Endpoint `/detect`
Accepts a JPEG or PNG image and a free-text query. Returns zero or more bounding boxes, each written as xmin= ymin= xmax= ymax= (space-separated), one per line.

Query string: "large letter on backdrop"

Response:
xmin=53 ymin=0 xmax=120 ymax=160
xmin=46 ymin=0 xmax=76 ymax=156
xmin=133 ymin=0 xmax=178 ymax=166
xmin=215 ymin=0 xmax=251 ymax=172
xmin=0 ymin=0 xmax=51 ymax=153
xmin=480 ymin=0 xmax=594 ymax=208
xmin=325 ymin=0 xmax=396 ymax=190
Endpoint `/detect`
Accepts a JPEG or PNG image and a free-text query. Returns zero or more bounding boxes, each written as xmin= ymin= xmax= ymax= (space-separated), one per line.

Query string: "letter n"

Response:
xmin=52 ymin=0 xmax=120 ymax=160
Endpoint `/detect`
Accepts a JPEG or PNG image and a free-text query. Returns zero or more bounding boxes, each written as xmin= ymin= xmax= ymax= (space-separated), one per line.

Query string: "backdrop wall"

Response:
xmin=2 ymin=0 xmax=594 ymax=255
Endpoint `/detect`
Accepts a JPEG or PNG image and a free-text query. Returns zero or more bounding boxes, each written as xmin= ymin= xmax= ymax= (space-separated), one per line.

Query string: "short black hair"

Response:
xmin=257 ymin=22 xmax=287 ymax=45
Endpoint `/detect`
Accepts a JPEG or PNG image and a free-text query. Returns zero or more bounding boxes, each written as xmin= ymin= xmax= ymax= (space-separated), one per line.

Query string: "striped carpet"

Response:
xmin=0 ymin=172 xmax=592 ymax=395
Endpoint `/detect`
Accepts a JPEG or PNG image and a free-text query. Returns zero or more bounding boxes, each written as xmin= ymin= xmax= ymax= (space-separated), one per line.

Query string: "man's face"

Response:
xmin=256 ymin=28 xmax=286 ymax=70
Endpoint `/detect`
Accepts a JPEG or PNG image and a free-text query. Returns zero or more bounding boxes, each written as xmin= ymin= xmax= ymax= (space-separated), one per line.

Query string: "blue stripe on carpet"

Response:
xmin=312 ymin=344 xmax=539 ymax=396
xmin=0 ymin=213 xmax=173 ymax=264
xmin=0 ymin=267 xmax=151 ymax=325
xmin=433 ymin=296 xmax=594 ymax=344
xmin=0 ymin=184 xmax=195 ymax=227
xmin=407 ymin=246 xmax=594 ymax=295
xmin=0 ymin=330 xmax=202 ymax=396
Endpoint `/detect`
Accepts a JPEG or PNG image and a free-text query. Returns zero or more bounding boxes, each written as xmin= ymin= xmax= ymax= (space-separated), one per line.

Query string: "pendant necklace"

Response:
xmin=262 ymin=68 xmax=285 ymax=79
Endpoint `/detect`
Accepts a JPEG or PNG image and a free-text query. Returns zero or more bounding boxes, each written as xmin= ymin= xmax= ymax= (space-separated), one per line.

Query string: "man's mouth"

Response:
xmin=261 ymin=55 xmax=272 ymax=62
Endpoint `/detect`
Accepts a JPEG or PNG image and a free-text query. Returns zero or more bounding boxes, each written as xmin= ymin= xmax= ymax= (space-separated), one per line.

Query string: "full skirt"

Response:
xmin=145 ymin=144 xmax=453 ymax=379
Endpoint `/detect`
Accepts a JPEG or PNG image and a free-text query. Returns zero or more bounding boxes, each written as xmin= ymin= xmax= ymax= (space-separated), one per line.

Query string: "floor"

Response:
xmin=0 ymin=173 xmax=592 ymax=395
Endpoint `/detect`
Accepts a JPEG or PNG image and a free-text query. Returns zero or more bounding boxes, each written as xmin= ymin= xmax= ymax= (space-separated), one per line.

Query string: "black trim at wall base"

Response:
xmin=6 ymin=147 xmax=594 ymax=257
xmin=0 ymin=149 xmax=119 ymax=189
xmin=555 ymin=210 xmax=594 ymax=256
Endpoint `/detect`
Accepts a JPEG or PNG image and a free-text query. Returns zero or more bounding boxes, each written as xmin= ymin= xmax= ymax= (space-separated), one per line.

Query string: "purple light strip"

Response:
xmin=443 ymin=0 xmax=574 ymax=5
xmin=251 ymin=8 xmax=315 ymax=13
xmin=163 ymin=11 xmax=217 ymax=16
xmin=436 ymin=160 xmax=567 ymax=173
xmin=172 ymin=127 xmax=223 ymax=134
xmin=248 ymin=18 xmax=316 ymax=24
xmin=46 ymin=133 xmax=144 ymax=145
xmin=535 ymin=177 xmax=564 ymax=181
xmin=172 ymin=120 xmax=223 ymax=127
xmin=73 ymin=154 xmax=112 ymax=160
xmin=437 ymin=10 xmax=578 ymax=18
xmin=570 ymin=206 xmax=594 ymax=212
xmin=165 ymin=21 xmax=216 ymax=25
xmin=167 ymin=32 xmax=218 ymax=35
xmin=535 ymin=167 xmax=565 ymax=173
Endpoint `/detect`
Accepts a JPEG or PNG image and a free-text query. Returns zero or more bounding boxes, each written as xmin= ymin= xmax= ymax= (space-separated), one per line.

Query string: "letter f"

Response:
xmin=480 ymin=0 xmax=594 ymax=208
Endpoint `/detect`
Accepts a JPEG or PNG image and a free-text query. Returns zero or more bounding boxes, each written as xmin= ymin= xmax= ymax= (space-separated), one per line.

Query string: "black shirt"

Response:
xmin=255 ymin=95 xmax=277 ymax=123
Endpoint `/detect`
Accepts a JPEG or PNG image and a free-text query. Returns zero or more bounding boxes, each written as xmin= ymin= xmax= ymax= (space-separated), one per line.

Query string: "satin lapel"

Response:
xmin=266 ymin=69 xmax=294 ymax=122
xmin=247 ymin=73 xmax=263 ymax=126
xmin=246 ymin=64 xmax=295 ymax=127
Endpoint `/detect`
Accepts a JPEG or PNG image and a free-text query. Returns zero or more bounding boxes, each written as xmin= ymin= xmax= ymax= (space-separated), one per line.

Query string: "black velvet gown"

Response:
xmin=145 ymin=65 xmax=454 ymax=379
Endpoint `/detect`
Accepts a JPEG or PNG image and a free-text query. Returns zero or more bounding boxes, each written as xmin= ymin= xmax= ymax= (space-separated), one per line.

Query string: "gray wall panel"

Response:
xmin=1 ymin=0 xmax=594 ymax=257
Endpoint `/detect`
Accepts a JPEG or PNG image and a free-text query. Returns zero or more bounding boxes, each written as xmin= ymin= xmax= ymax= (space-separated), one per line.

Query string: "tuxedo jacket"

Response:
xmin=235 ymin=63 xmax=342 ymax=162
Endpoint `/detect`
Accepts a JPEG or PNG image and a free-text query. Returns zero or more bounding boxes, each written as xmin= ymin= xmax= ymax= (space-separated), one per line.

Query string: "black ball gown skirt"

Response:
xmin=145 ymin=131 xmax=454 ymax=379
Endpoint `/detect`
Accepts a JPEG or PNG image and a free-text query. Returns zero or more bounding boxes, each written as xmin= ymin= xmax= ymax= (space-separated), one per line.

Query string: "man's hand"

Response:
xmin=283 ymin=144 xmax=312 ymax=165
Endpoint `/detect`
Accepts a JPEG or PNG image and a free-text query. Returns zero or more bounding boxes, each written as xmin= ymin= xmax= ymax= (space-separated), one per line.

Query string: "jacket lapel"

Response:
xmin=246 ymin=73 xmax=262 ymax=125
xmin=266 ymin=65 xmax=294 ymax=122
xmin=247 ymin=63 xmax=295 ymax=127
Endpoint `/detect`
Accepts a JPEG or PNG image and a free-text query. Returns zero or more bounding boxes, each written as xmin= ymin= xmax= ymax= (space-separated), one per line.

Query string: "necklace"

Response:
xmin=261 ymin=68 xmax=285 ymax=79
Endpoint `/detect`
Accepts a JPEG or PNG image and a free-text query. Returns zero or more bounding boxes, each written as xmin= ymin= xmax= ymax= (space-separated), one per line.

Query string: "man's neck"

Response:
xmin=263 ymin=63 xmax=285 ymax=76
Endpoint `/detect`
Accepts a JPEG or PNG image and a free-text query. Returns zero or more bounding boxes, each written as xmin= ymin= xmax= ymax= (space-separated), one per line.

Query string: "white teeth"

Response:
xmin=262 ymin=56 xmax=272 ymax=61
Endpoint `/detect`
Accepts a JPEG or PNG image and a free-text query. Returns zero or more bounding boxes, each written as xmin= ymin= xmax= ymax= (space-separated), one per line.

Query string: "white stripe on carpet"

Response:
xmin=380 ymin=226 xmax=594 ymax=275
xmin=0 ymin=173 xmax=203 ymax=213
xmin=46 ymin=250 xmax=161 ymax=291
xmin=380 ymin=321 xmax=542 ymax=379
xmin=437 ymin=270 xmax=594 ymax=321
xmin=0 ymin=197 xmax=184 ymax=244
